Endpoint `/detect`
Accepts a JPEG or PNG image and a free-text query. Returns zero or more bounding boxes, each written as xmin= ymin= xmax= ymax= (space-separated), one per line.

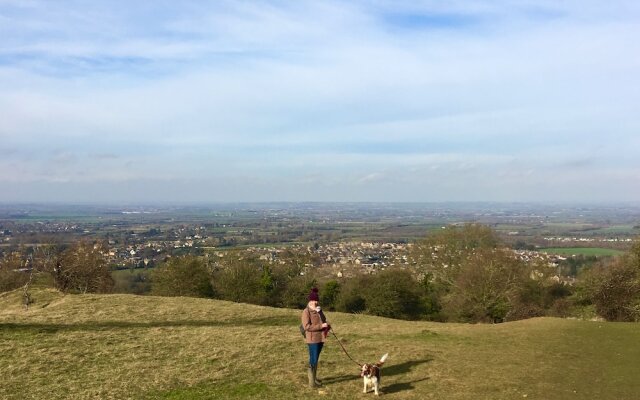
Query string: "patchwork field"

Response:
xmin=1 ymin=288 xmax=639 ymax=399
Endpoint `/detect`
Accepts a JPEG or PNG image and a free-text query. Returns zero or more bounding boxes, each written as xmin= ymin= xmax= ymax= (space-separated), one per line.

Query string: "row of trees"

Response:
xmin=2 ymin=224 xmax=639 ymax=322
xmin=146 ymin=224 xmax=640 ymax=323
xmin=150 ymin=250 xmax=315 ymax=308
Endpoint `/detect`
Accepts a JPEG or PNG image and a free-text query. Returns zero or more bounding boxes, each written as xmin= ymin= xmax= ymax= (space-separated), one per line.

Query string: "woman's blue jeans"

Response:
xmin=307 ymin=342 xmax=324 ymax=367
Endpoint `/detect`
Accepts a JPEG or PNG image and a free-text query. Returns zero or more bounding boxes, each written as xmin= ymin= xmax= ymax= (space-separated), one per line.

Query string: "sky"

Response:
xmin=0 ymin=0 xmax=639 ymax=204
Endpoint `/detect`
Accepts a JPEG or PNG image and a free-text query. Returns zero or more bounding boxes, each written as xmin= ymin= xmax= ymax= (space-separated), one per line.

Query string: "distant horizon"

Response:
xmin=1 ymin=200 xmax=639 ymax=208
xmin=2 ymin=1 xmax=639 ymax=203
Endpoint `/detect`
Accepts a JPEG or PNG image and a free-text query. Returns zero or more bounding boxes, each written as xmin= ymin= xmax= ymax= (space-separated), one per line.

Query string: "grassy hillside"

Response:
xmin=1 ymin=288 xmax=639 ymax=400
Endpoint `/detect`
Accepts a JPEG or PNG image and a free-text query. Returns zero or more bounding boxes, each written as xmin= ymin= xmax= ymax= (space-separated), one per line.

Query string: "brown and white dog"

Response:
xmin=360 ymin=353 xmax=388 ymax=395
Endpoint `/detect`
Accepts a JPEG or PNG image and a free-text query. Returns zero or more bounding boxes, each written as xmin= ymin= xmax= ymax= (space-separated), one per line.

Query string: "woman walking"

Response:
xmin=301 ymin=287 xmax=330 ymax=388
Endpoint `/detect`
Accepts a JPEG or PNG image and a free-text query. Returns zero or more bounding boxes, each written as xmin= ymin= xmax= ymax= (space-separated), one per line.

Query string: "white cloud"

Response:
xmin=0 ymin=1 xmax=639 ymax=202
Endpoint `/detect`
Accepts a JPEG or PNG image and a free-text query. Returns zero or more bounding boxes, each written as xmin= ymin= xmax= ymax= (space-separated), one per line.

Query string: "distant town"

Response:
xmin=1 ymin=203 xmax=638 ymax=280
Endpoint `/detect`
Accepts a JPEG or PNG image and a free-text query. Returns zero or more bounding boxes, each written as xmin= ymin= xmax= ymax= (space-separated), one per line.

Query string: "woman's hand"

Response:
xmin=321 ymin=323 xmax=328 ymax=328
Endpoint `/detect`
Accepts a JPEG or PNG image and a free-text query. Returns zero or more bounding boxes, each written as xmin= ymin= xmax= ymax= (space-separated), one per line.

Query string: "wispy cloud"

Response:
xmin=0 ymin=1 xmax=639 ymax=202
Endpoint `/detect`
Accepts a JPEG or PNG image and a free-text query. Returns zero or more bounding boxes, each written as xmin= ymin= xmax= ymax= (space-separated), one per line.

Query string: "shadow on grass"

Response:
xmin=321 ymin=358 xmax=433 ymax=392
xmin=384 ymin=358 xmax=433 ymax=377
xmin=0 ymin=315 xmax=299 ymax=334
xmin=381 ymin=358 xmax=433 ymax=394
xmin=383 ymin=377 xmax=430 ymax=394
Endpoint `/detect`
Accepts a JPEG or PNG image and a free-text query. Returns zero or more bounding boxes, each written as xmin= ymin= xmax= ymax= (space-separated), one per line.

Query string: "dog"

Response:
xmin=360 ymin=353 xmax=388 ymax=395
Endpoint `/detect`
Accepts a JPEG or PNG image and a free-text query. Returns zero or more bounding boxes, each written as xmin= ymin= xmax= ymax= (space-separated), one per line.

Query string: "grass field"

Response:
xmin=1 ymin=288 xmax=640 ymax=399
xmin=540 ymin=247 xmax=626 ymax=257
xmin=581 ymin=225 xmax=639 ymax=235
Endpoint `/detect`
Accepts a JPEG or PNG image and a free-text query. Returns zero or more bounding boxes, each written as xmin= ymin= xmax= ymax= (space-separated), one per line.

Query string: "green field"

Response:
xmin=1 ymin=288 xmax=639 ymax=399
xmin=583 ymin=225 xmax=639 ymax=235
xmin=540 ymin=247 xmax=626 ymax=257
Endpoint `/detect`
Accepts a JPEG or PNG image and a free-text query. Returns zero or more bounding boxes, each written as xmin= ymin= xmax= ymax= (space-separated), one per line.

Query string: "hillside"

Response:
xmin=1 ymin=288 xmax=639 ymax=400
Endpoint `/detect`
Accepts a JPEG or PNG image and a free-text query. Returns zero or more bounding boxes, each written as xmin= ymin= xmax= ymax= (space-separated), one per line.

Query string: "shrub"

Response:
xmin=151 ymin=256 xmax=214 ymax=298
xmin=363 ymin=269 xmax=425 ymax=320
xmin=549 ymin=297 xmax=573 ymax=318
xmin=335 ymin=275 xmax=370 ymax=314
xmin=581 ymin=260 xmax=640 ymax=322
xmin=113 ymin=270 xmax=152 ymax=295
xmin=212 ymin=254 xmax=270 ymax=305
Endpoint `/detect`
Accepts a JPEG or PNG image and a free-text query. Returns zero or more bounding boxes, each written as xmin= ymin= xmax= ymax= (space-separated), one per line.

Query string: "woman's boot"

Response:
xmin=308 ymin=366 xmax=318 ymax=388
xmin=312 ymin=365 xmax=322 ymax=386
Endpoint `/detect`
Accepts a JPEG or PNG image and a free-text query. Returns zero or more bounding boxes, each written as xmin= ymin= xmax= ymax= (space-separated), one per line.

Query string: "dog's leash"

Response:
xmin=329 ymin=329 xmax=362 ymax=367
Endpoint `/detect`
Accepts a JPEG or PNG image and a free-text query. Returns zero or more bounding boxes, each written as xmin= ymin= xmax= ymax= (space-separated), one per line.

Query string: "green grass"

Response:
xmin=540 ymin=247 xmax=625 ymax=257
xmin=1 ymin=288 xmax=640 ymax=399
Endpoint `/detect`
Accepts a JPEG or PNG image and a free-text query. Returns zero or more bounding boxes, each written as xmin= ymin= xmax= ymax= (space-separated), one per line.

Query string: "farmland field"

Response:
xmin=540 ymin=247 xmax=626 ymax=257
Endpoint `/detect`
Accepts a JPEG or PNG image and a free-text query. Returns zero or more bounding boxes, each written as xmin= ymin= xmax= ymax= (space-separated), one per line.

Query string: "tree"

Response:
xmin=321 ymin=280 xmax=340 ymax=311
xmin=23 ymin=244 xmax=60 ymax=308
xmin=576 ymin=239 xmax=640 ymax=322
xmin=363 ymin=269 xmax=425 ymax=320
xmin=411 ymin=223 xmax=500 ymax=289
xmin=444 ymin=248 xmax=528 ymax=323
xmin=280 ymin=274 xmax=317 ymax=309
xmin=410 ymin=224 xmax=506 ymax=321
xmin=335 ymin=275 xmax=371 ymax=314
xmin=151 ymin=256 xmax=214 ymax=298
xmin=212 ymin=252 xmax=268 ymax=305
xmin=53 ymin=241 xmax=114 ymax=294
xmin=272 ymin=249 xmax=319 ymax=308
xmin=581 ymin=261 xmax=640 ymax=322
xmin=629 ymin=239 xmax=640 ymax=270
xmin=419 ymin=273 xmax=444 ymax=321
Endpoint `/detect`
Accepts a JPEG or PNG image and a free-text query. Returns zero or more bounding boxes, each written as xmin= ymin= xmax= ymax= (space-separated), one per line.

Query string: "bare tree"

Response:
xmin=22 ymin=244 xmax=60 ymax=309
xmin=581 ymin=240 xmax=640 ymax=322
xmin=53 ymin=241 xmax=114 ymax=294
xmin=410 ymin=223 xmax=500 ymax=288
xmin=444 ymin=248 xmax=528 ymax=323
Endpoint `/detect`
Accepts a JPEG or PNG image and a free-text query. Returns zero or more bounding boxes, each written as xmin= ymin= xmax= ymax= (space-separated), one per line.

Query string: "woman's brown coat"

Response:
xmin=301 ymin=307 xmax=326 ymax=344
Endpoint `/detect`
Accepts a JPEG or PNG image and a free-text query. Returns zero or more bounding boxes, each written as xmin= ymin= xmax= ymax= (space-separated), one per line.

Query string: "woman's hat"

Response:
xmin=308 ymin=287 xmax=319 ymax=301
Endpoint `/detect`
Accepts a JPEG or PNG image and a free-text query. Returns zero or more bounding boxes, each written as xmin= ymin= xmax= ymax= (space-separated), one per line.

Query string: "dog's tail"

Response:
xmin=376 ymin=353 xmax=389 ymax=367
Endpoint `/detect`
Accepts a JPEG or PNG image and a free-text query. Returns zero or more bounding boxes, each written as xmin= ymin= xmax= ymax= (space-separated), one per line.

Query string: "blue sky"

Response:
xmin=1 ymin=0 xmax=639 ymax=203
